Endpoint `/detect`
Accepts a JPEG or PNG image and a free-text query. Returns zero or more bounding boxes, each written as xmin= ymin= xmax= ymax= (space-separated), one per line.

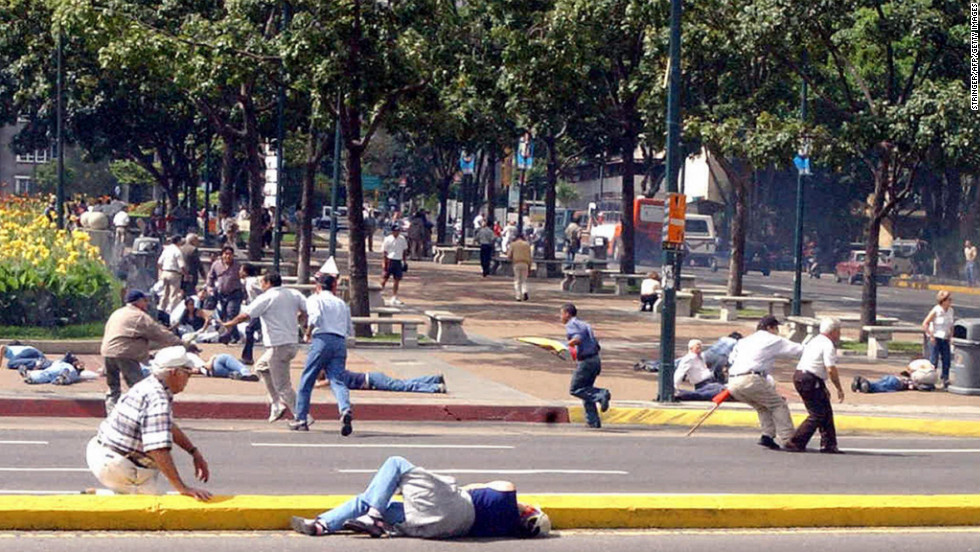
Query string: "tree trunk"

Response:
xmin=544 ymin=134 xmax=558 ymax=262
xmin=344 ymin=110 xmax=371 ymax=335
xmin=619 ymin=135 xmax=636 ymax=274
xmin=436 ymin=172 xmax=451 ymax=244
xmin=297 ymin=131 xmax=318 ymax=284
xmin=219 ymin=134 xmax=236 ymax=219
xmin=727 ymin=176 xmax=747 ymax=297
xmin=860 ymin=165 xmax=888 ymax=338
xmin=243 ymin=121 xmax=265 ymax=262
xmin=485 ymin=147 xmax=496 ymax=229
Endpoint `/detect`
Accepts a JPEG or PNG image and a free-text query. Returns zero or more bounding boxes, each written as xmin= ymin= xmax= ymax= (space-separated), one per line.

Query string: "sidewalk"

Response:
xmin=1 ymin=243 xmax=978 ymax=435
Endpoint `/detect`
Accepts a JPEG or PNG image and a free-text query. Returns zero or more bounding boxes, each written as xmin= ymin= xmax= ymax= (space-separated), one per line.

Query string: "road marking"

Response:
xmin=338 ymin=469 xmax=629 ymax=475
xmin=0 ymin=440 xmax=48 ymax=445
xmin=0 ymin=468 xmax=89 ymax=472
xmin=842 ymin=448 xmax=980 ymax=454
xmin=252 ymin=443 xmax=514 ymax=450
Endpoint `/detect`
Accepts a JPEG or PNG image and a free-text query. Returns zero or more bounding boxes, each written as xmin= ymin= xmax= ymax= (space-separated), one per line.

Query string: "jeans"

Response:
xmin=4 ymin=346 xmax=44 ymax=366
xmin=570 ymin=355 xmax=606 ymax=426
xmin=565 ymin=245 xmax=577 ymax=266
xmin=930 ymin=338 xmax=951 ymax=382
xmin=369 ymin=372 xmax=442 ymax=393
xmin=24 ymin=361 xmax=79 ymax=385
xmin=479 ymin=244 xmax=493 ymax=276
xmin=211 ymin=354 xmax=253 ymax=379
xmin=217 ymin=289 xmax=244 ymax=341
xmin=868 ymin=375 xmax=905 ymax=393
xmin=315 ymin=456 xmax=412 ymax=532
xmin=675 ymin=380 xmax=725 ymax=401
xmin=240 ymin=318 xmax=263 ymax=361
xmin=967 ymin=261 xmax=977 ymax=287
xmin=296 ymin=333 xmax=349 ymax=421
xmin=104 ymin=357 xmax=148 ymax=415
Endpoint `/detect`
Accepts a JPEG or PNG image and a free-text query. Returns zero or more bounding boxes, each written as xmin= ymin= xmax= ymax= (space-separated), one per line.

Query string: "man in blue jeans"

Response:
xmin=290 ymin=456 xmax=551 ymax=539
xmin=291 ymin=272 xmax=354 ymax=434
xmin=319 ymin=370 xmax=446 ymax=394
xmin=1 ymin=343 xmax=46 ymax=370
xmin=561 ymin=303 xmax=611 ymax=428
xmin=201 ymin=354 xmax=260 ymax=382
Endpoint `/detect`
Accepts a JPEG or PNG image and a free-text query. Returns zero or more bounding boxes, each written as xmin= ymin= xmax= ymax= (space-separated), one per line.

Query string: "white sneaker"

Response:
xmin=391 ymin=297 xmax=405 ymax=306
xmin=268 ymin=404 xmax=286 ymax=423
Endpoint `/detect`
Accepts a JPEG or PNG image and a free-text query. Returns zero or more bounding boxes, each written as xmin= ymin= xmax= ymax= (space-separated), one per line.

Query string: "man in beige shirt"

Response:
xmin=507 ymin=235 xmax=533 ymax=301
xmin=100 ymin=290 xmax=187 ymax=415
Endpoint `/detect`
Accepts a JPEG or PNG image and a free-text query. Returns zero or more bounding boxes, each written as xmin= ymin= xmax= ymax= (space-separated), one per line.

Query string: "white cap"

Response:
xmin=150 ymin=346 xmax=194 ymax=370
xmin=318 ymin=256 xmax=340 ymax=276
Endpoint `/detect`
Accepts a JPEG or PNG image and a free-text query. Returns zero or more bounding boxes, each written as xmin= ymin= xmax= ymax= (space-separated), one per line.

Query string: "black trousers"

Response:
xmin=789 ymin=371 xmax=837 ymax=450
xmin=479 ymin=244 xmax=493 ymax=276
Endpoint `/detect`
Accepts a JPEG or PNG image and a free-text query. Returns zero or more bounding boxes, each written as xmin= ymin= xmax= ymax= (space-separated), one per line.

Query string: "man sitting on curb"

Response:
xmin=673 ymin=339 xmax=726 ymax=401
xmin=852 ymin=359 xmax=939 ymax=393
xmin=85 ymin=346 xmax=212 ymax=500
xmin=316 ymin=370 xmax=446 ymax=394
xmin=290 ymin=455 xmax=550 ymax=540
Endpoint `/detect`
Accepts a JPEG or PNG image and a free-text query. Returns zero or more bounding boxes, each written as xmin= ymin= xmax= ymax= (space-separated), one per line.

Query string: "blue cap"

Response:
xmin=125 ymin=289 xmax=148 ymax=303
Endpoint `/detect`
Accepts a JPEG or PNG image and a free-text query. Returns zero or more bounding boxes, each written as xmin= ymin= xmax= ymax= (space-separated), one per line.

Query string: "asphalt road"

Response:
xmin=679 ymin=266 xmax=980 ymax=323
xmin=1 ymin=418 xmax=977 ymax=496
xmin=1 ymin=528 xmax=978 ymax=552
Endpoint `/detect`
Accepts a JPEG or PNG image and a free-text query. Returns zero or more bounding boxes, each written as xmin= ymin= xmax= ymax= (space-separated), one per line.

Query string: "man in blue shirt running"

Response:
xmin=561 ymin=303 xmax=611 ymax=428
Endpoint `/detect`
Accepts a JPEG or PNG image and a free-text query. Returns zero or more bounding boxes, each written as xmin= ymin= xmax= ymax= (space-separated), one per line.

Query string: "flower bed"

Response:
xmin=0 ymin=197 xmax=118 ymax=326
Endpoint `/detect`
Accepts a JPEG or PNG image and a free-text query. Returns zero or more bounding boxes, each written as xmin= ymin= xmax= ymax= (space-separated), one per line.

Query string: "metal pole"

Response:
xmin=460 ymin=174 xmax=470 ymax=246
xmin=517 ymin=169 xmax=526 ymax=236
xmin=791 ymin=58 xmax=808 ymax=316
xmin=658 ymin=0 xmax=683 ymax=403
xmin=55 ymin=32 xmax=65 ymax=229
xmin=329 ymin=92 xmax=342 ymax=258
xmin=272 ymin=2 xmax=290 ymax=272
xmin=203 ymin=137 xmax=211 ymax=242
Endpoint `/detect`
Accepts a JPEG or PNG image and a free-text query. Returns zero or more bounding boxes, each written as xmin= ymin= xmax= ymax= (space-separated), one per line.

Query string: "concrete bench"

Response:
xmin=862 ymin=325 xmax=923 ymax=359
xmin=533 ymin=259 xmax=565 ymax=279
xmin=652 ymin=291 xmax=695 ymax=317
xmin=433 ymin=246 xmax=458 ymax=265
xmin=351 ymin=317 xmax=423 ymax=348
xmin=785 ymin=315 xmax=822 ymax=343
xmin=368 ymin=282 xmax=383 ymax=310
xmin=373 ymin=306 xmax=402 ymax=334
xmin=609 ymin=273 xmax=646 ymax=296
xmin=717 ymin=295 xmax=791 ymax=322
xmin=493 ymin=257 xmax=514 ymax=277
xmin=424 ymin=310 xmax=469 ymax=345
xmin=561 ymin=270 xmax=603 ymax=293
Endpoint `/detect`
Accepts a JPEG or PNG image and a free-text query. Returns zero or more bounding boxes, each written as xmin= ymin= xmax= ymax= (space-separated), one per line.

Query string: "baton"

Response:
xmin=685 ymin=388 xmax=731 ymax=437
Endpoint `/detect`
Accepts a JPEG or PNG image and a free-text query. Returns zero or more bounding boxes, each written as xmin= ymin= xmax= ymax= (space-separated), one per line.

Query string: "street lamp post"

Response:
xmin=658 ymin=0 xmax=684 ymax=403
xmin=55 ymin=32 xmax=65 ymax=229
xmin=791 ymin=58 xmax=809 ymax=317
xmin=329 ymin=92 xmax=342 ymax=259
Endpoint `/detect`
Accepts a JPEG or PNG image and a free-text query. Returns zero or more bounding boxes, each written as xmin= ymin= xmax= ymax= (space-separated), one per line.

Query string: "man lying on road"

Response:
xmin=291 ymin=455 xmax=550 ymax=539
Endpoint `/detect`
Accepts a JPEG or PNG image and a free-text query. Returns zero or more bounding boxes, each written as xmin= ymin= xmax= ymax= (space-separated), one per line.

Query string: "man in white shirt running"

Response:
xmin=292 ymin=272 xmax=355 ymax=435
xmin=223 ymin=271 xmax=308 ymax=424
xmin=673 ymin=339 xmax=725 ymax=401
xmin=380 ymin=224 xmax=409 ymax=305
xmin=726 ymin=315 xmax=804 ymax=450
xmin=784 ymin=317 xmax=845 ymax=454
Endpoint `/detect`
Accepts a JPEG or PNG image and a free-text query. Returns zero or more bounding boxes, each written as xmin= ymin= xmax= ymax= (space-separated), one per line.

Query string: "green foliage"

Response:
xmin=0 ymin=321 xmax=106 ymax=339
xmin=0 ymin=258 xmax=119 ymax=326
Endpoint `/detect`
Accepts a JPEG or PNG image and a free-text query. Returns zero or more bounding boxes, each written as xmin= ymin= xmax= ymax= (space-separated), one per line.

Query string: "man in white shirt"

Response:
xmin=113 ymin=205 xmax=130 ymax=248
xmin=726 ymin=315 xmax=804 ymax=450
xmin=157 ymin=236 xmax=187 ymax=313
xmin=784 ymin=318 xmax=845 ymax=454
xmin=673 ymin=339 xmax=725 ymax=401
xmin=293 ymin=273 xmax=355 ymax=435
xmin=380 ymin=225 xmax=409 ymax=305
xmin=223 ymin=271 xmax=308 ymax=424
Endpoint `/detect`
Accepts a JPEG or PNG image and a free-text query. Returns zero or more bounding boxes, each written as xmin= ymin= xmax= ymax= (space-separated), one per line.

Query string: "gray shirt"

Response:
xmin=396 ymin=468 xmax=475 ymax=539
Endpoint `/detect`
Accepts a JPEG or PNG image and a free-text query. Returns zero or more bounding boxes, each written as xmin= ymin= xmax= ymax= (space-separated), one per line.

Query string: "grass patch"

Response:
xmin=840 ymin=340 xmax=923 ymax=354
xmin=280 ymin=233 xmax=329 ymax=247
xmin=0 ymin=322 xmax=105 ymax=340
xmin=698 ymin=307 xmax=769 ymax=319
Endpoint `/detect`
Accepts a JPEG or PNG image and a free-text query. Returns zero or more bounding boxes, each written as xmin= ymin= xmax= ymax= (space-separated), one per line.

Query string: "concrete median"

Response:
xmin=1 ymin=494 xmax=977 ymax=531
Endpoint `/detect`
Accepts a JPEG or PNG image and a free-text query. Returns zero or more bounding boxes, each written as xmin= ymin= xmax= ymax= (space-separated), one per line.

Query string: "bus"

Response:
xmin=593 ymin=197 xmax=716 ymax=267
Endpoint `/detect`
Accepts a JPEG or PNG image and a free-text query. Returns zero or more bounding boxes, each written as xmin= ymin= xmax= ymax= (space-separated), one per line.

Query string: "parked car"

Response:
xmin=834 ymin=250 xmax=893 ymax=285
xmin=314 ymin=206 xmax=349 ymax=230
xmin=710 ymin=242 xmax=772 ymax=276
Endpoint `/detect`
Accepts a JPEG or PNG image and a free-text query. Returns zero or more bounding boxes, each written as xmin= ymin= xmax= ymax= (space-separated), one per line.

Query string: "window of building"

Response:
xmin=15 ymin=146 xmax=54 ymax=164
xmin=13 ymin=176 xmax=34 ymax=194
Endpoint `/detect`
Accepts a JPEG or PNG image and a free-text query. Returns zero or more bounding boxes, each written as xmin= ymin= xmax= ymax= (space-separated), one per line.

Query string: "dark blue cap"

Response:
xmin=125 ymin=289 xmax=148 ymax=303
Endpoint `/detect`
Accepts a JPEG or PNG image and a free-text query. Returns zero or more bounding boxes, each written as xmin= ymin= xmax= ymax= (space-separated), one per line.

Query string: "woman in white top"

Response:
xmin=639 ymin=272 xmax=662 ymax=312
xmin=921 ymin=290 xmax=954 ymax=387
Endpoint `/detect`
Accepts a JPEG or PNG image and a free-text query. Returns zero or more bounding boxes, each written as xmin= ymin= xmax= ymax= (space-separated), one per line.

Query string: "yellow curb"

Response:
xmin=571 ymin=407 xmax=980 ymax=438
xmin=894 ymin=279 xmax=980 ymax=296
xmin=0 ymin=494 xmax=977 ymax=530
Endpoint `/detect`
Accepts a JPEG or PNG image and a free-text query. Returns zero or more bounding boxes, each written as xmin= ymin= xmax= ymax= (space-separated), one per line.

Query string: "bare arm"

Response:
xmin=145 ymin=445 xmax=212 ymax=502
xmin=827 ymin=365 xmax=844 ymax=403
xmin=922 ymin=310 xmax=936 ymax=336
xmin=223 ymin=312 xmax=250 ymax=328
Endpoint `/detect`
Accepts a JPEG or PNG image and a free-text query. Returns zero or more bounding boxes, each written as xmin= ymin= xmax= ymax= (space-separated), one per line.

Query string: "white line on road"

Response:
xmin=0 ymin=440 xmax=48 ymax=445
xmin=252 ymin=443 xmax=514 ymax=450
xmin=0 ymin=468 xmax=89 ymax=472
xmin=338 ymin=469 xmax=629 ymax=475
xmin=842 ymin=448 xmax=980 ymax=454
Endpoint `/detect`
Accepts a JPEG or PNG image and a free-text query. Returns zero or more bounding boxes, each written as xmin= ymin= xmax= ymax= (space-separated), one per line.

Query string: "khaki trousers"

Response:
xmin=159 ymin=270 xmax=183 ymax=313
xmin=256 ymin=343 xmax=299 ymax=414
xmin=727 ymin=373 xmax=795 ymax=445
xmin=513 ymin=263 xmax=530 ymax=299
xmin=86 ymin=437 xmax=161 ymax=495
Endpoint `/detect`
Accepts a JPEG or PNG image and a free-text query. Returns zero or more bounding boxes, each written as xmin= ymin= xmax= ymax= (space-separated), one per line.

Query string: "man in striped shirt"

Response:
xmin=85 ymin=346 xmax=212 ymax=500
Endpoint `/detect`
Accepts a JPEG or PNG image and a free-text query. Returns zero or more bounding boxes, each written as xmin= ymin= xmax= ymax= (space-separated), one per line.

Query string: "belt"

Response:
xmin=731 ymin=371 xmax=766 ymax=378
xmin=98 ymin=439 xmax=156 ymax=469
xmin=162 ymin=269 xmax=182 ymax=273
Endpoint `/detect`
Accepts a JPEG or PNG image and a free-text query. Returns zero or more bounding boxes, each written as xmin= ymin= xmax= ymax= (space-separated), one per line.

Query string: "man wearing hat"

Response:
xmin=725 ymin=315 xmax=804 ymax=450
xmin=86 ymin=346 xmax=212 ymax=500
xmin=380 ymin=224 xmax=409 ymax=306
xmin=100 ymin=290 xmax=188 ymax=415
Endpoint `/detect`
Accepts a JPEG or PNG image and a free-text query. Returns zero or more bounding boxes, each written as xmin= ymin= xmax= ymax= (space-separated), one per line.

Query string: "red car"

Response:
xmin=835 ymin=250 xmax=893 ymax=285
